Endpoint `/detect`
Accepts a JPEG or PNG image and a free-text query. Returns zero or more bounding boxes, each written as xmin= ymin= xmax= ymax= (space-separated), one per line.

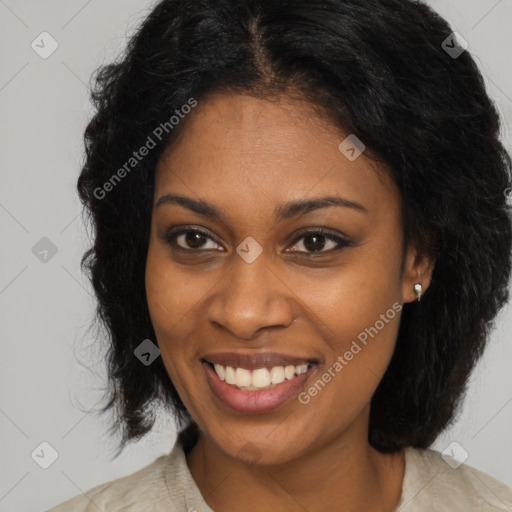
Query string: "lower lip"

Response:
xmin=203 ymin=362 xmax=315 ymax=414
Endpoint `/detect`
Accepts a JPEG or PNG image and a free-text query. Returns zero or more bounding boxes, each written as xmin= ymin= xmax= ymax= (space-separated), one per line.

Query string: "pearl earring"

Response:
xmin=414 ymin=283 xmax=423 ymax=302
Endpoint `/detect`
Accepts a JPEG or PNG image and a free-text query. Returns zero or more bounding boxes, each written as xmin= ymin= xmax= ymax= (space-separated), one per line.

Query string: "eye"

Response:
xmin=161 ymin=227 xmax=223 ymax=251
xmin=287 ymin=229 xmax=351 ymax=254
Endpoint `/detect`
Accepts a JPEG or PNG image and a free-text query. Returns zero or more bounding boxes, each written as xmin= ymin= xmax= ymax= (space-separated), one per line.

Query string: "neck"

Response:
xmin=185 ymin=422 xmax=405 ymax=512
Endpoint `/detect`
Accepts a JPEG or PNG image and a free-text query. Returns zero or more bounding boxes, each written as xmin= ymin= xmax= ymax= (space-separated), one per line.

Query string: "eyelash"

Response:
xmin=161 ymin=226 xmax=351 ymax=255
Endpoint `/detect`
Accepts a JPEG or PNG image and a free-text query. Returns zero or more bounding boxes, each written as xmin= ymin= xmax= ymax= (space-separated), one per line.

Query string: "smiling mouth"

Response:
xmin=203 ymin=360 xmax=317 ymax=391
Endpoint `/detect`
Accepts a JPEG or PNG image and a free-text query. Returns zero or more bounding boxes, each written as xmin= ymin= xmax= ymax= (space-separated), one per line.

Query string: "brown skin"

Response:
xmin=145 ymin=91 xmax=434 ymax=511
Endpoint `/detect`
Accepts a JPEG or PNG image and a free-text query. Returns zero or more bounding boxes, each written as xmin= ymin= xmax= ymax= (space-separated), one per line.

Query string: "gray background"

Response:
xmin=0 ymin=1 xmax=511 ymax=510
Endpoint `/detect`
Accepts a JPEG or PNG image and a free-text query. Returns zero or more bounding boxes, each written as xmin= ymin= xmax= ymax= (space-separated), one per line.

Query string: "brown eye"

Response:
xmin=162 ymin=228 xmax=223 ymax=251
xmin=181 ymin=231 xmax=209 ymax=249
xmin=287 ymin=230 xmax=351 ymax=254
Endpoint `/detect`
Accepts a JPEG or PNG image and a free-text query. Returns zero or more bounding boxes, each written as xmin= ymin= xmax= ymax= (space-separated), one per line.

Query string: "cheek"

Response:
xmin=145 ymin=242 xmax=210 ymax=337
xmin=303 ymin=253 xmax=402 ymax=345
xmin=299 ymin=308 xmax=401 ymax=437
xmin=146 ymin=251 xmax=185 ymax=323
xmin=145 ymin=249 xmax=199 ymax=379
xmin=296 ymin=251 xmax=403 ymax=418
xmin=331 ymin=309 xmax=401 ymax=376
xmin=145 ymin=261 xmax=199 ymax=409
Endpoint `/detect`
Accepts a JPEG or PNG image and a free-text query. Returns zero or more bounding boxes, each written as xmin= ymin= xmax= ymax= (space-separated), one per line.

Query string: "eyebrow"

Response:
xmin=155 ymin=193 xmax=367 ymax=222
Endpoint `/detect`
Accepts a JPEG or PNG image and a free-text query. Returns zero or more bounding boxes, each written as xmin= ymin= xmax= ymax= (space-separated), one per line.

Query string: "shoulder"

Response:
xmin=46 ymin=447 xmax=182 ymax=512
xmin=397 ymin=447 xmax=512 ymax=511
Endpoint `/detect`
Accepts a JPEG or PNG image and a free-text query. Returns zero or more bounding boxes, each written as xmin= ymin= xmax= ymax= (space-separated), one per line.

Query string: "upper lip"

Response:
xmin=202 ymin=352 xmax=319 ymax=370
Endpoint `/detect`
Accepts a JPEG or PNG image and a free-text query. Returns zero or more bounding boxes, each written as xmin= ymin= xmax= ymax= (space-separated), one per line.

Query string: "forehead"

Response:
xmin=154 ymin=92 xmax=399 ymax=222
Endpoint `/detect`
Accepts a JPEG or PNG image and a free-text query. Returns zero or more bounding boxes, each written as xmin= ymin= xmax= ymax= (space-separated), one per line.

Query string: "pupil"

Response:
xmin=304 ymin=233 xmax=325 ymax=252
xmin=186 ymin=232 xmax=205 ymax=248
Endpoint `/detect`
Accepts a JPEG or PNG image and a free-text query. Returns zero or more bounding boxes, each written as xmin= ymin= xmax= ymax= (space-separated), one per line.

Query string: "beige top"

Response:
xmin=47 ymin=440 xmax=512 ymax=511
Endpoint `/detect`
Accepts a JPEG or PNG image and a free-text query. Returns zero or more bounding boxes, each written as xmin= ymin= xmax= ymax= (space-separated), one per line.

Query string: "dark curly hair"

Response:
xmin=77 ymin=0 xmax=512 ymax=457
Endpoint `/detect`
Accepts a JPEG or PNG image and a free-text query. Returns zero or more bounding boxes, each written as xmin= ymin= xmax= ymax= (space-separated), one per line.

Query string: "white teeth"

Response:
xmin=235 ymin=368 xmax=252 ymax=387
xmin=214 ymin=363 xmax=225 ymax=381
xmin=296 ymin=364 xmax=308 ymax=375
xmin=225 ymin=366 xmax=236 ymax=385
xmin=252 ymin=368 xmax=270 ymax=388
xmin=284 ymin=365 xmax=296 ymax=379
xmin=270 ymin=366 xmax=285 ymax=384
xmin=211 ymin=362 xmax=312 ymax=390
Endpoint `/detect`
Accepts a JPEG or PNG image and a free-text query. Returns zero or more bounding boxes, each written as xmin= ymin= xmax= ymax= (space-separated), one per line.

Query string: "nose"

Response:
xmin=207 ymin=252 xmax=295 ymax=340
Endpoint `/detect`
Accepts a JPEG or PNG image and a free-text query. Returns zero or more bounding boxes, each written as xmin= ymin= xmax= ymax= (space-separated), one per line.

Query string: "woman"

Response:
xmin=48 ymin=0 xmax=512 ymax=510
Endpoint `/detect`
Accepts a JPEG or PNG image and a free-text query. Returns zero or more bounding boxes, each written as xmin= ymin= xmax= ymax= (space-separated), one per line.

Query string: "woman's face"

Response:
xmin=145 ymin=92 xmax=432 ymax=464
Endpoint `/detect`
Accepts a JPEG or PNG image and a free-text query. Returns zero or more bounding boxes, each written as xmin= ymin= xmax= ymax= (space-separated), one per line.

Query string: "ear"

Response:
xmin=401 ymin=244 xmax=435 ymax=303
